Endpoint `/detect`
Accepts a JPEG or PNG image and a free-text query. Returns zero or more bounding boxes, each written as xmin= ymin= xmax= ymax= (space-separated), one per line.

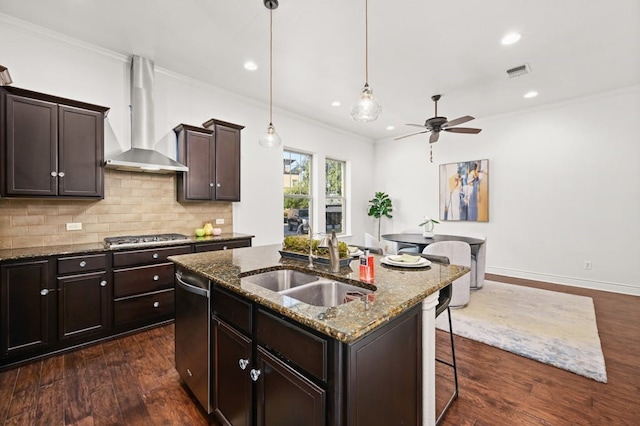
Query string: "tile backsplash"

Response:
xmin=0 ymin=170 xmax=233 ymax=250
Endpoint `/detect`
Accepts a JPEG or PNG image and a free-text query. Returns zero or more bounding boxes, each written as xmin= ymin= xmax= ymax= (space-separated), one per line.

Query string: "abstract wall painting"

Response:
xmin=439 ymin=159 xmax=489 ymax=222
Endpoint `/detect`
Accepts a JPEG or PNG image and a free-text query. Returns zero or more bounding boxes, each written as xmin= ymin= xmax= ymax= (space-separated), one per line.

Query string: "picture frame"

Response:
xmin=439 ymin=159 xmax=489 ymax=222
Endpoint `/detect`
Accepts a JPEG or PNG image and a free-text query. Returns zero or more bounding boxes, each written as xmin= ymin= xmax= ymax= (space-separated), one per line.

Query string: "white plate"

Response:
xmin=381 ymin=256 xmax=431 ymax=268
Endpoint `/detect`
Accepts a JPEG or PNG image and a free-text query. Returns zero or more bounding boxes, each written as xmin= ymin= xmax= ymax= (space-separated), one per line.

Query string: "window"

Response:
xmin=283 ymin=150 xmax=312 ymax=236
xmin=325 ymin=158 xmax=345 ymax=234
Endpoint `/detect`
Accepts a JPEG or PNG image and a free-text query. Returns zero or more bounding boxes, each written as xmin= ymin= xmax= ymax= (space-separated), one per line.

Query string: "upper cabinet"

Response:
xmin=175 ymin=119 xmax=244 ymax=202
xmin=0 ymin=86 xmax=109 ymax=199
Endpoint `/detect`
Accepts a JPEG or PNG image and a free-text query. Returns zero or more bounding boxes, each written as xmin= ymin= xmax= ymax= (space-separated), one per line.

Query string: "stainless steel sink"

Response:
xmin=280 ymin=281 xmax=372 ymax=307
xmin=241 ymin=269 xmax=373 ymax=307
xmin=241 ymin=269 xmax=319 ymax=292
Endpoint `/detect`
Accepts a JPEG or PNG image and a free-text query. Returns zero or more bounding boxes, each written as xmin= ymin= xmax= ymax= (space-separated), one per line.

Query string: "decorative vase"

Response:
xmin=422 ymin=217 xmax=435 ymax=238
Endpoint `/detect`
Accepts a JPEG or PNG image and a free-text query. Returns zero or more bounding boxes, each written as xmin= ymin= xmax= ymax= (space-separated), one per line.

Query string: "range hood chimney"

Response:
xmin=105 ymin=56 xmax=188 ymax=173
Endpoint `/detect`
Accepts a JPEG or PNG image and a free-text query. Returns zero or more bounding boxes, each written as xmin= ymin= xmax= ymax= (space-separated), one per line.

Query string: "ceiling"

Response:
xmin=1 ymin=0 xmax=639 ymax=140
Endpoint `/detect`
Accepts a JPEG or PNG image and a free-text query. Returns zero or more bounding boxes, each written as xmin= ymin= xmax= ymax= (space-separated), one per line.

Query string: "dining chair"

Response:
xmin=422 ymin=241 xmax=471 ymax=308
xmin=364 ymin=233 xmax=389 ymax=254
xmin=470 ymin=236 xmax=487 ymax=290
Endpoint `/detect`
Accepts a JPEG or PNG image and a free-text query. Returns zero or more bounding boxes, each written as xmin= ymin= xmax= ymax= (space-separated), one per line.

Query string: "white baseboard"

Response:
xmin=487 ymin=266 xmax=640 ymax=297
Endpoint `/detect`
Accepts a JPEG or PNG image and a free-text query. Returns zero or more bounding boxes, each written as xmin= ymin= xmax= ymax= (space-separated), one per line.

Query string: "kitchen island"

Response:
xmin=169 ymin=244 xmax=469 ymax=426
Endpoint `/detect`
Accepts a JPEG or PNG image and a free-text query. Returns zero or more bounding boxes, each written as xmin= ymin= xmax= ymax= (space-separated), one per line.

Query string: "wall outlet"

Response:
xmin=584 ymin=260 xmax=592 ymax=270
xmin=215 ymin=218 xmax=224 ymax=225
xmin=66 ymin=222 xmax=82 ymax=231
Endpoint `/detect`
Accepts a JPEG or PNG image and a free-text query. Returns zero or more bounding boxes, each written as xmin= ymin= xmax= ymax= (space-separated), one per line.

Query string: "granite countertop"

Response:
xmin=169 ymin=244 xmax=469 ymax=344
xmin=0 ymin=233 xmax=254 ymax=261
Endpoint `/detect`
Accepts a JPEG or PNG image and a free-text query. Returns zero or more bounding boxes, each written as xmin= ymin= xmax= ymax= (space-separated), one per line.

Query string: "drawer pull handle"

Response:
xmin=223 ymin=246 xmax=228 ymax=250
xmin=186 ymin=368 xmax=193 ymax=377
xmin=238 ymin=359 xmax=249 ymax=370
xmin=79 ymin=260 xmax=87 ymax=267
xmin=152 ymin=253 xmax=159 ymax=259
xmin=40 ymin=289 xmax=49 ymax=296
xmin=100 ymin=280 xmax=107 ymax=287
xmin=250 ymin=369 xmax=261 ymax=382
xmin=153 ymin=301 xmax=160 ymax=308
xmin=153 ymin=275 xmax=159 ymax=281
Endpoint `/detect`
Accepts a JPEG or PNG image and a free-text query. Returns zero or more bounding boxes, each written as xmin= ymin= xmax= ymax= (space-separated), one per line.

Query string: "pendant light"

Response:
xmin=351 ymin=0 xmax=381 ymax=122
xmin=259 ymin=0 xmax=282 ymax=148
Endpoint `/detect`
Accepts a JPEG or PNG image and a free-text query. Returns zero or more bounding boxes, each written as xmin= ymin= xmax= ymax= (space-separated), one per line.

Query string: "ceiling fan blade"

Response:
xmin=394 ymin=130 xmax=430 ymax=141
xmin=444 ymin=127 xmax=482 ymax=134
xmin=429 ymin=132 xmax=440 ymax=143
xmin=442 ymin=115 xmax=474 ymax=128
xmin=405 ymin=123 xmax=427 ymax=128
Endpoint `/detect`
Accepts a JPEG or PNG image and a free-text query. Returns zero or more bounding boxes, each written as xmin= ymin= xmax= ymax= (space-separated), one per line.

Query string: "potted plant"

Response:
xmin=367 ymin=192 xmax=393 ymax=240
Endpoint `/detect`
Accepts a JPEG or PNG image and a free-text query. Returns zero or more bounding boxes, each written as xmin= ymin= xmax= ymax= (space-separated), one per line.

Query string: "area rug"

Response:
xmin=436 ymin=280 xmax=608 ymax=382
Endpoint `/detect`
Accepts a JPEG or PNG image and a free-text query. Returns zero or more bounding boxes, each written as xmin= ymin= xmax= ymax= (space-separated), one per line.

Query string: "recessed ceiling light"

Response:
xmin=501 ymin=32 xmax=522 ymax=45
xmin=386 ymin=125 xmax=395 ymax=130
xmin=331 ymin=101 xmax=342 ymax=107
xmin=243 ymin=61 xmax=258 ymax=71
xmin=524 ymin=91 xmax=538 ymax=99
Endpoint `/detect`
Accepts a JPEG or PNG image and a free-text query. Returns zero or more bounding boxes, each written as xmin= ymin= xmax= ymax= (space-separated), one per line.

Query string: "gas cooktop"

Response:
xmin=104 ymin=233 xmax=190 ymax=249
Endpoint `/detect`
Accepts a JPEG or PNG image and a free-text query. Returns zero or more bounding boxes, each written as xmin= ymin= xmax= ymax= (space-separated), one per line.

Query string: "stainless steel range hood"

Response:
xmin=105 ymin=56 xmax=188 ymax=173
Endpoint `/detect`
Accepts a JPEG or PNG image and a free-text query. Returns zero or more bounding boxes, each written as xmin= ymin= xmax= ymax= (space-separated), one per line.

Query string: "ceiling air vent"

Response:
xmin=506 ymin=63 xmax=531 ymax=78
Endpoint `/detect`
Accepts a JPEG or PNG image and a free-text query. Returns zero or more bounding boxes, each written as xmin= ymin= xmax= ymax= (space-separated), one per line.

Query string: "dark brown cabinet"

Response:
xmin=0 ymin=259 xmax=55 ymax=357
xmin=112 ymin=245 xmax=191 ymax=327
xmin=56 ymin=253 xmax=110 ymax=342
xmin=0 ymin=87 xmax=108 ymax=198
xmin=175 ymin=119 xmax=243 ymax=202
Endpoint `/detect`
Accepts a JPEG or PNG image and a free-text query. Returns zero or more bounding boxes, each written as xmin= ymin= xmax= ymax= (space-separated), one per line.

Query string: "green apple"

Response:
xmin=195 ymin=228 xmax=205 ymax=237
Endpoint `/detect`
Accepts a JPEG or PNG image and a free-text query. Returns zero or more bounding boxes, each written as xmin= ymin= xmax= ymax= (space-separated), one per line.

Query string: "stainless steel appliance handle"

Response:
xmin=175 ymin=273 xmax=209 ymax=297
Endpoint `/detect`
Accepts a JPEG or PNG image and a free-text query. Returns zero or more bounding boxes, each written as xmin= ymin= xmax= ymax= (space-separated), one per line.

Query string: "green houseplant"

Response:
xmin=367 ymin=192 xmax=393 ymax=240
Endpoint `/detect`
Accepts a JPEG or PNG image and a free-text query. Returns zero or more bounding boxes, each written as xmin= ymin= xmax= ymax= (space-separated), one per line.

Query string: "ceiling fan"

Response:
xmin=394 ymin=94 xmax=482 ymax=144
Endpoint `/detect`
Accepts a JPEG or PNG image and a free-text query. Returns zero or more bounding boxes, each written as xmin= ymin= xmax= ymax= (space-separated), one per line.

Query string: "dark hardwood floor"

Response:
xmin=0 ymin=276 xmax=638 ymax=425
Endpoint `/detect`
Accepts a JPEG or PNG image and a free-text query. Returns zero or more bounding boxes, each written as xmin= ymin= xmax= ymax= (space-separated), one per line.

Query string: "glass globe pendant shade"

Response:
xmin=350 ymin=83 xmax=381 ymax=122
xmin=259 ymin=123 xmax=281 ymax=148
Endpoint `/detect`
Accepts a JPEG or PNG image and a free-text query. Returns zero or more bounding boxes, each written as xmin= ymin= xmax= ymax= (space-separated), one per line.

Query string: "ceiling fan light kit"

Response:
xmin=351 ymin=0 xmax=381 ymax=122
xmin=259 ymin=0 xmax=282 ymax=149
xmin=394 ymin=94 xmax=482 ymax=163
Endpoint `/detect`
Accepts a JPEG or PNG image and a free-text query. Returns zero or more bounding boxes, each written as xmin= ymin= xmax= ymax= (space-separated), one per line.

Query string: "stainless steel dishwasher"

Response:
xmin=175 ymin=266 xmax=212 ymax=413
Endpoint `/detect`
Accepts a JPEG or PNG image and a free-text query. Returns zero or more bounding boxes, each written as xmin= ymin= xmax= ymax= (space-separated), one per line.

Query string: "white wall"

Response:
xmin=0 ymin=15 xmax=375 ymax=248
xmin=374 ymin=87 xmax=640 ymax=295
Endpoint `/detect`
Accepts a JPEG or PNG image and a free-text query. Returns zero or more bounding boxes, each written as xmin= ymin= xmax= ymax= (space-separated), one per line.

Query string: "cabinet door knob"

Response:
xmin=40 ymin=289 xmax=49 ymax=296
xmin=152 ymin=253 xmax=159 ymax=259
xmin=216 ymin=183 xmax=221 ymax=187
xmin=250 ymin=369 xmax=261 ymax=382
xmin=79 ymin=260 xmax=87 ymax=267
xmin=51 ymin=171 xmax=57 ymax=177
xmin=153 ymin=301 xmax=160 ymax=308
xmin=58 ymin=171 xmax=65 ymax=177
xmin=223 ymin=246 xmax=228 ymax=250
xmin=238 ymin=359 xmax=249 ymax=370
xmin=153 ymin=275 xmax=160 ymax=281
xmin=100 ymin=280 xmax=107 ymax=287
xmin=209 ymin=183 xmax=214 ymax=187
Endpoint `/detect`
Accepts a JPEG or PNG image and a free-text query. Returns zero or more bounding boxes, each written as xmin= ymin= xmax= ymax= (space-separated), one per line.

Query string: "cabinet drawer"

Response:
xmin=114 ymin=289 xmax=174 ymax=326
xmin=112 ymin=245 xmax=191 ymax=268
xmin=256 ymin=309 xmax=328 ymax=382
xmin=58 ymin=253 xmax=107 ymax=275
xmin=212 ymin=286 xmax=252 ymax=335
xmin=194 ymin=239 xmax=251 ymax=253
xmin=113 ymin=263 xmax=174 ymax=298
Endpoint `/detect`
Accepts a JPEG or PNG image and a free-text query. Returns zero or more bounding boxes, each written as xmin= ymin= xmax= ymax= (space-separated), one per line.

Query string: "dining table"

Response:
xmin=381 ymin=233 xmax=485 ymax=256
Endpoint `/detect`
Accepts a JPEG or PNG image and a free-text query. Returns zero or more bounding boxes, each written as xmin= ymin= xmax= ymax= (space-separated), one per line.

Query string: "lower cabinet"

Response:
xmin=209 ymin=284 xmax=422 ymax=426
xmin=0 ymin=259 xmax=55 ymax=358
